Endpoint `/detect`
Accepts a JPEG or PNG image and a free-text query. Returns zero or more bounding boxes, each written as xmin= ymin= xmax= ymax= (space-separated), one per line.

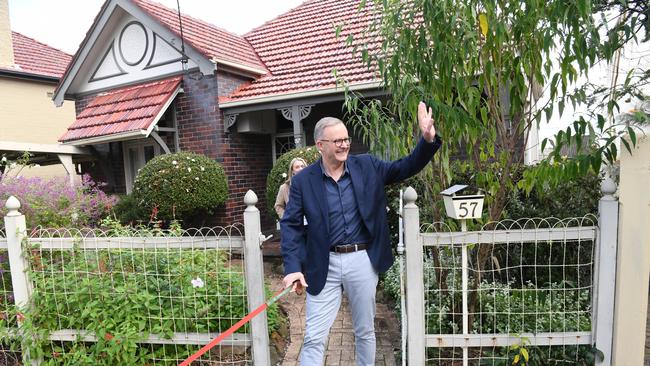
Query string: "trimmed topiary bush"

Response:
xmin=133 ymin=152 xmax=228 ymax=221
xmin=265 ymin=146 xmax=320 ymax=218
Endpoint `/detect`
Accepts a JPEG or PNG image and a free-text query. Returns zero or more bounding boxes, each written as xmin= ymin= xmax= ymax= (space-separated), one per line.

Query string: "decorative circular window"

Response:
xmin=119 ymin=21 xmax=148 ymax=66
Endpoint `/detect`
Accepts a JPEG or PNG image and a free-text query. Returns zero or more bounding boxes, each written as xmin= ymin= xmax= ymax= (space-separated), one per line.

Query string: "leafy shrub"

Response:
xmin=265 ymin=146 xmax=320 ymax=218
xmin=133 ymin=152 xmax=228 ymax=221
xmin=0 ymin=175 xmax=116 ymax=230
xmin=505 ymin=173 xmax=601 ymax=219
xmin=110 ymin=194 xmax=148 ymax=225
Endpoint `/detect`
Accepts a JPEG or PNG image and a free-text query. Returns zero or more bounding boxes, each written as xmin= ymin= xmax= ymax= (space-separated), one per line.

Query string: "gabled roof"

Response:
xmin=53 ymin=0 xmax=267 ymax=106
xmin=131 ymin=0 xmax=267 ymax=73
xmin=221 ymin=0 xmax=381 ymax=104
xmin=59 ymin=76 xmax=182 ymax=144
xmin=1 ymin=31 xmax=71 ymax=79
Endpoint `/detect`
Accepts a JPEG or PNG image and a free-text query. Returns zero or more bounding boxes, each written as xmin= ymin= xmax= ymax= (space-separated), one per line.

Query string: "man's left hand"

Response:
xmin=418 ymin=101 xmax=436 ymax=143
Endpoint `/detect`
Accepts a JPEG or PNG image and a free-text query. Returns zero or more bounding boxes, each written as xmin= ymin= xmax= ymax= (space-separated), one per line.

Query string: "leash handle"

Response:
xmin=180 ymin=282 xmax=296 ymax=365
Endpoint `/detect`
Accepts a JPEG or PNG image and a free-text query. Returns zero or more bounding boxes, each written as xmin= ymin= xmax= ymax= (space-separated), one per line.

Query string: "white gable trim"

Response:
xmin=53 ymin=0 xmax=214 ymax=107
xmin=116 ymin=0 xmax=215 ymax=74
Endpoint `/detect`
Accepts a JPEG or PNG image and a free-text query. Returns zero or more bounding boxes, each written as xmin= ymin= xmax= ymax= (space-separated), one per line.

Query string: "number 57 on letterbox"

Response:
xmin=440 ymin=185 xmax=485 ymax=220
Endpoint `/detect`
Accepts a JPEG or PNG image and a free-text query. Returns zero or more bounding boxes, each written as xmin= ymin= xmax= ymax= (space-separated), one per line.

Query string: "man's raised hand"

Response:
xmin=418 ymin=101 xmax=436 ymax=143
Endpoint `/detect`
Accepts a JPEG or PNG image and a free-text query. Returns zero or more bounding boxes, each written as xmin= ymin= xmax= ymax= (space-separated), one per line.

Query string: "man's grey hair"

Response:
xmin=313 ymin=117 xmax=345 ymax=142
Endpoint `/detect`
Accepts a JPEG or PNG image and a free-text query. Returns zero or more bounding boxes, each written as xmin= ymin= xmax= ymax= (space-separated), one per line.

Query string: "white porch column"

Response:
xmin=57 ymin=154 xmax=77 ymax=186
xmin=278 ymin=105 xmax=314 ymax=148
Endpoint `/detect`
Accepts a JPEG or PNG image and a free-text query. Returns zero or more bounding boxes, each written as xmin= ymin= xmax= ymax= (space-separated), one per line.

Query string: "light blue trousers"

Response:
xmin=300 ymin=250 xmax=379 ymax=366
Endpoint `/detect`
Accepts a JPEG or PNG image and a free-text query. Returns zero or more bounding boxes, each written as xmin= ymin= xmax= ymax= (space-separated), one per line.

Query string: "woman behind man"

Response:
xmin=274 ymin=157 xmax=307 ymax=219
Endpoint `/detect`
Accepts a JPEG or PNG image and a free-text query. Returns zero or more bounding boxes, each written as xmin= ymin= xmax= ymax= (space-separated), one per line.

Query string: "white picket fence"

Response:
xmin=0 ymin=190 xmax=272 ymax=366
xmin=401 ymin=177 xmax=618 ymax=365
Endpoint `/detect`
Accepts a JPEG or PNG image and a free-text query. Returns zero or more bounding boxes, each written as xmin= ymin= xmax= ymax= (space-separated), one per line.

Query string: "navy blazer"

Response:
xmin=280 ymin=135 xmax=442 ymax=295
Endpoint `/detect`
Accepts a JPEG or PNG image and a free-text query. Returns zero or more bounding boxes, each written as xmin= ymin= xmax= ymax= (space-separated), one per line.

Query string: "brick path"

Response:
xmin=265 ymin=256 xmax=401 ymax=366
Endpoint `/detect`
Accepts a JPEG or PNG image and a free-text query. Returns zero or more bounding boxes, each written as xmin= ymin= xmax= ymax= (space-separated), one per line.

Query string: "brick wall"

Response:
xmin=177 ymin=71 xmax=274 ymax=229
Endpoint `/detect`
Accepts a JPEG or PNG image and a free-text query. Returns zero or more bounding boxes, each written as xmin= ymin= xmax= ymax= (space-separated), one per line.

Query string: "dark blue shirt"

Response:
xmin=320 ymin=160 xmax=371 ymax=248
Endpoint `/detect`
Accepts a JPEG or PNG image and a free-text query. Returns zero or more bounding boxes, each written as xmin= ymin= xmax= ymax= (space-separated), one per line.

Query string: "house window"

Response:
xmin=123 ymin=140 xmax=161 ymax=193
xmin=272 ymin=131 xmax=306 ymax=163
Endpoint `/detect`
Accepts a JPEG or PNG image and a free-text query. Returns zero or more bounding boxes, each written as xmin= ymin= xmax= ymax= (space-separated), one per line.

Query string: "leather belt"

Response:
xmin=330 ymin=243 xmax=368 ymax=253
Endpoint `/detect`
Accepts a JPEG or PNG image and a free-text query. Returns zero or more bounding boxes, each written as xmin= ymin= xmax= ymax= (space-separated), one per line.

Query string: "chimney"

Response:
xmin=0 ymin=0 xmax=15 ymax=68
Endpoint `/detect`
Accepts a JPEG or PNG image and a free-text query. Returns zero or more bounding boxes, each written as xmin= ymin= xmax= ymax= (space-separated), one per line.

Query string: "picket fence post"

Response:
xmin=593 ymin=176 xmax=618 ymax=366
xmin=3 ymin=196 xmax=37 ymax=365
xmin=243 ymin=190 xmax=271 ymax=366
xmin=403 ymin=187 xmax=425 ymax=364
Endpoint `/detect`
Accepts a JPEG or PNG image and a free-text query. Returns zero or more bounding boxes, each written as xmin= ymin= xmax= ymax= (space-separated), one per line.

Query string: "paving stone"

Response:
xmin=266 ymin=264 xmax=401 ymax=366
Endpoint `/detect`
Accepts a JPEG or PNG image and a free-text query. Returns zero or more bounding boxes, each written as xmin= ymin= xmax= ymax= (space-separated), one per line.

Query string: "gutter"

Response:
xmin=0 ymin=68 xmax=60 ymax=83
xmin=61 ymin=130 xmax=146 ymax=146
xmin=219 ymin=81 xmax=384 ymax=109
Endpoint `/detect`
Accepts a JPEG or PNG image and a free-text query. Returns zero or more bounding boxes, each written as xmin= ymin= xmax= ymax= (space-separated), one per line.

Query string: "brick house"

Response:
xmin=53 ymin=0 xmax=381 ymax=228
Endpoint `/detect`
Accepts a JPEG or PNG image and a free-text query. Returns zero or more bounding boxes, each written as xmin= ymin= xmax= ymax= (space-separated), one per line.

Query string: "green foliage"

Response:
xmin=479 ymin=342 xmax=604 ymax=365
xmin=98 ymin=216 xmax=183 ymax=237
xmin=133 ymin=152 xmax=228 ymax=221
xmin=0 ymin=237 xmax=280 ymax=365
xmin=506 ymin=173 xmax=601 ymax=219
xmin=265 ymin=146 xmax=321 ymax=218
xmin=110 ymin=194 xmax=147 ymax=226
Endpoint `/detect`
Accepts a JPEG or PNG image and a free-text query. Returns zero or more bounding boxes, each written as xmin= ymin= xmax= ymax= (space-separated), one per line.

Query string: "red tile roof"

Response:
xmin=59 ymin=76 xmax=182 ymax=143
xmin=222 ymin=0 xmax=381 ymax=103
xmin=131 ymin=0 xmax=267 ymax=73
xmin=1 ymin=32 xmax=72 ymax=79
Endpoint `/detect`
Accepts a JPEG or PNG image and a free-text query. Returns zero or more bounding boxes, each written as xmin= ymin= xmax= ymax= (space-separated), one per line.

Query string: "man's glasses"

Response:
xmin=319 ymin=137 xmax=352 ymax=148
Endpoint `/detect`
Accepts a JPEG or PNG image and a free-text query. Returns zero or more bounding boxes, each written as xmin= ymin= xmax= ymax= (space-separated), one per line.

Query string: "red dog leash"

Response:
xmin=180 ymin=284 xmax=295 ymax=365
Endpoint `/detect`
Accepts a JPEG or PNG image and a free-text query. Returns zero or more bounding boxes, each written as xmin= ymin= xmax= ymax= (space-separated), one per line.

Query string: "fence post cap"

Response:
xmin=4 ymin=196 xmax=21 ymax=216
xmin=244 ymin=190 xmax=258 ymax=206
xmin=600 ymin=175 xmax=617 ymax=197
xmin=404 ymin=186 xmax=417 ymax=204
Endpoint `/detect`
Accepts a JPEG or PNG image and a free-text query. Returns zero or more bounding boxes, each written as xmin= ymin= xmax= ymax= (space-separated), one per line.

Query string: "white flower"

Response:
xmin=1 ymin=157 xmax=6 ymax=162
xmin=191 ymin=159 xmax=196 ymax=162
xmin=187 ymin=167 xmax=192 ymax=172
xmin=282 ymin=173 xmax=287 ymax=178
xmin=191 ymin=277 xmax=204 ymax=288
xmin=386 ymin=206 xmax=390 ymax=212
xmin=172 ymin=160 xmax=178 ymax=165
xmin=307 ymin=147 xmax=312 ymax=151
xmin=195 ymin=177 xmax=199 ymax=181
xmin=200 ymin=167 xmax=205 ymax=171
